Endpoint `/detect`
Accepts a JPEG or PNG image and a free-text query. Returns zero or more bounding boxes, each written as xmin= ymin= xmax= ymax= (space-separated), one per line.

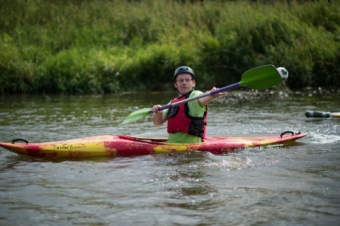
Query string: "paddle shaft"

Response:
xmin=148 ymin=83 xmax=239 ymax=114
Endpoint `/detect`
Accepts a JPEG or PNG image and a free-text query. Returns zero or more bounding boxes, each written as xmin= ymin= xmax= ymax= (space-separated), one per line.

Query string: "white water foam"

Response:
xmin=308 ymin=132 xmax=340 ymax=144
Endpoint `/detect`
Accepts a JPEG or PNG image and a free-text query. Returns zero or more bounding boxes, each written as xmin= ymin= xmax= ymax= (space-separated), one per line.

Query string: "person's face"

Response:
xmin=174 ymin=73 xmax=196 ymax=94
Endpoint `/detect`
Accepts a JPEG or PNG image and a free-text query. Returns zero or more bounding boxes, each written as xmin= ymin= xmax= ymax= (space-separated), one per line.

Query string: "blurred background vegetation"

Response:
xmin=0 ymin=0 xmax=339 ymax=94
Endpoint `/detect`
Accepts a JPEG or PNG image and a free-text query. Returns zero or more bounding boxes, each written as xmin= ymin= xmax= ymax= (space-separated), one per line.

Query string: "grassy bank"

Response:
xmin=0 ymin=0 xmax=339 ymax=94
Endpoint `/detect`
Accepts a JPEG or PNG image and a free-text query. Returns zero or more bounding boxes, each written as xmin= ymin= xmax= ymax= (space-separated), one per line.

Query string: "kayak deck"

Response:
xmin=0 ymin=132 xmax=307 ymax=158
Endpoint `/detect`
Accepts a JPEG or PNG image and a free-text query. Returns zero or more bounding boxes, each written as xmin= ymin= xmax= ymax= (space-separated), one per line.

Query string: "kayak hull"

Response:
xmin=0 ymin=132 xmax=307 ymax=158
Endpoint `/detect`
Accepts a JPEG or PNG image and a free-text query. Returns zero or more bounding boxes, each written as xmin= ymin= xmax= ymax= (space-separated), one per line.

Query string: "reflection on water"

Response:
xmin=0 ymin=91 xmax=340 ymax=225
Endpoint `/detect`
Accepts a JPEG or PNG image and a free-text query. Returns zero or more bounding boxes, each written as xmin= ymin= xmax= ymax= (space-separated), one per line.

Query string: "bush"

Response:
xmin=0 ymin=0 xmax=339 ymax=94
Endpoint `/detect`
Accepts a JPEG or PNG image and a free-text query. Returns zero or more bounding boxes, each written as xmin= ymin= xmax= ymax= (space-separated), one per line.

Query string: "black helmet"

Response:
xmin=173 ymin=66 xmax=195 ymax=81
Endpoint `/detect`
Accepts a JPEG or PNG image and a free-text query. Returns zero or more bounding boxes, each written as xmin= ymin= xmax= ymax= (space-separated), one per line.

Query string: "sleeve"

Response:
xmin=162 ymin=101 xmax=171 ymax=117
xmin=188 ymin=90 xmax=206 ymax=117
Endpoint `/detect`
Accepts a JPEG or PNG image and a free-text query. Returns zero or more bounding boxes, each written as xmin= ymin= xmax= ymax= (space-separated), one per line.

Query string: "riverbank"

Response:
xmin=1 ymin=0 xmax=339 ymax=94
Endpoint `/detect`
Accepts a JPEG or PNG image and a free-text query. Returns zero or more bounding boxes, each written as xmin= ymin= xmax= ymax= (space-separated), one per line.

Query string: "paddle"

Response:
xmin=305 ymin=110 xmax=340 ymax=118
xmin=122 ymin=64 xmax=282 ymax=124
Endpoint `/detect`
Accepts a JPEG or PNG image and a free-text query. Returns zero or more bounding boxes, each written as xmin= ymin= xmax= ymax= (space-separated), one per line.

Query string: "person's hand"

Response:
xmin=210 ymin=87 xmax=226 ymax=98
xmin=152 ymin=105 xmax=167 ymax=126
xmin=152 ymin=105 xmax=162 ymax=114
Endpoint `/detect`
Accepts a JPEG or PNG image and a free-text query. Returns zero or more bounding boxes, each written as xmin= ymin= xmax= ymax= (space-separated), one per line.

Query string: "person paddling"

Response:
xmin=152 ymin=66 xmax=226 ymax=143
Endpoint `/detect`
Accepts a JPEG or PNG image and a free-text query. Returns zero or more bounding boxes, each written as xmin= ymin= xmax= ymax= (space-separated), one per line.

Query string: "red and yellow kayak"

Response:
xmin=0 ymin=131 xmax=307 ymax=158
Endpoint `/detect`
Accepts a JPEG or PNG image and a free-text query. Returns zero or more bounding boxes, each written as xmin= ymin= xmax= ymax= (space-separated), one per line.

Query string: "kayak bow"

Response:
xmin=305 ymin=110 xmax=340 ymax=118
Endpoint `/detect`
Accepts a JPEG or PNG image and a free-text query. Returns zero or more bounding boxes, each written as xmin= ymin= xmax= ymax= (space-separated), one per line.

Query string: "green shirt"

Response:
xmin=163 ymin=90 xmax=206 ymax=143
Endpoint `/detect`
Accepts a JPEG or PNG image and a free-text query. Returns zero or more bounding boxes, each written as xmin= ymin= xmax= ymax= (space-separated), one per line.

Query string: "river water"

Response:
xmin=0 ymin=89 xmax=339 ymax=225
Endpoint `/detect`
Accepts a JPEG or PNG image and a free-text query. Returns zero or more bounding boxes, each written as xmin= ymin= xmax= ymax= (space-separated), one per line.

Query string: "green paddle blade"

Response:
xmin=239 ymin=65 xmax=282 ymax=90
xmin=122 ymin=108 xmax=150 ymax=124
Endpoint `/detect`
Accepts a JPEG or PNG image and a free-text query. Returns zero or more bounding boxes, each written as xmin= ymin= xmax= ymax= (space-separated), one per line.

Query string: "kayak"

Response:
xmin=0 ymin=131 xmax=307 ymax=158
xmin=305 ymin=110 xmax=340 ymax=118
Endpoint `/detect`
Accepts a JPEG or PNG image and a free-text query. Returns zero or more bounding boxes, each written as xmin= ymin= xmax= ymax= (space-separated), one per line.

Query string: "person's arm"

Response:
xmin=198 ymin=87 xmax=226 ymax=106
xmin=152 ymin=105 xmax=168 ymax=126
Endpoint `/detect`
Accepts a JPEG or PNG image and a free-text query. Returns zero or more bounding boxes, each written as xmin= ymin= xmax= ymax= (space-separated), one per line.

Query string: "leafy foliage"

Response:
xmin=0 ymin=0 xmax=339 ymax=94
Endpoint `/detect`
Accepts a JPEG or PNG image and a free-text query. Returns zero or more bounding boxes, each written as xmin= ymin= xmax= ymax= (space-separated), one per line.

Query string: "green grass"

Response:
xmin=0 ymin=0 xmax=339 ymax=94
